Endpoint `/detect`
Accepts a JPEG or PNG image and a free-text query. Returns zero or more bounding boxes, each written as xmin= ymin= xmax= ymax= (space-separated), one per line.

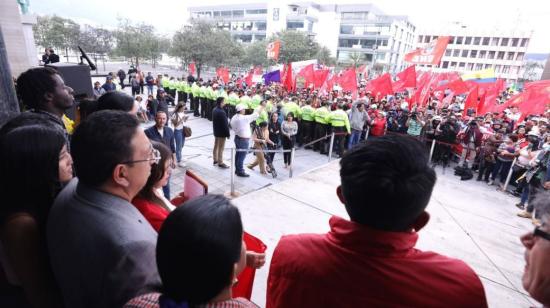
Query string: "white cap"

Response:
xmin=236 ymin=104 xmax=247 ymax=112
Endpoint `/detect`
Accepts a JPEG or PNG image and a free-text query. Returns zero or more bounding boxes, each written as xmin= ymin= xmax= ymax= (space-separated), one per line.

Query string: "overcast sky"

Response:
xmin=31 ymin=0 xmax=550 ymax=53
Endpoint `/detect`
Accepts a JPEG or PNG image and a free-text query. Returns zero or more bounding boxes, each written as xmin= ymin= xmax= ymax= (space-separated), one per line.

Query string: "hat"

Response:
xmin=370 ymin=104 xmax=378 ymax=110
xmin=236 ymin=104 xmax=247 ymax=112
xmin=433 ymin=116 xmax=442 ymax=121
xmin=106 ymin=76 xmax=113 ymax=80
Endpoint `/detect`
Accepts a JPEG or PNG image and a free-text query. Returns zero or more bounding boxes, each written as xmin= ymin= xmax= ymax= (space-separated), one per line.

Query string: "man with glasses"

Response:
xmin=47 ymin=111 xmax=161 ymax=308
xmin=520 ymin=191 xmax=550 ymax=306
xmin=145 ymin=110 xmax=176 ymax=198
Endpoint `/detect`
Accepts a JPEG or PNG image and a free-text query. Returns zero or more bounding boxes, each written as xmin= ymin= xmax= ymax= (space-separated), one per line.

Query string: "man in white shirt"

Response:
xmin=230 ymin=102 xmax=265 ymax=177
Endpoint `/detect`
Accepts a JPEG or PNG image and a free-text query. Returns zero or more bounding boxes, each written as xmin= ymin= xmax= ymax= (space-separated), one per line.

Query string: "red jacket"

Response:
xmin=131 ymin=197 xmax=170 ymax=232
xmin=370 ymin=117 xmax=387 ymax=136
xmin=267 ymin=216 xmax=487 ymax=308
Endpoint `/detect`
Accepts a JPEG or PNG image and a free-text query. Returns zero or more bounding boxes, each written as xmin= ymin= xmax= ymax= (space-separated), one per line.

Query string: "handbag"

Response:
xmin=183 ymin=126 xmax=192 ymax=138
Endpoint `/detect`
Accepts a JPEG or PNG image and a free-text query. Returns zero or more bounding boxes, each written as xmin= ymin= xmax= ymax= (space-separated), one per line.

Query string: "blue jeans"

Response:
xmin=162 ymin=174 xmax=171 ymax=199
xmin=491 ymin=159 xmax=512 ymax=183
xmin=147 ymin=85 xmax=154 ymax=96
xmin=174 ymin=129 xmax=185 ymax=162
xmin=348 ymin=129 xmax=362 ymax=150
xmin=520 ymin=184 xmax=530 ymax=205
xmin=234 ymin=136 xmax=249 ymax=174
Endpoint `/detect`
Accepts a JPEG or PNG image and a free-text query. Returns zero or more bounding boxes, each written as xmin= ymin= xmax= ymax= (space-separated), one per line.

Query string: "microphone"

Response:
xmin=78 ymin=46 xmax=97 ymax=71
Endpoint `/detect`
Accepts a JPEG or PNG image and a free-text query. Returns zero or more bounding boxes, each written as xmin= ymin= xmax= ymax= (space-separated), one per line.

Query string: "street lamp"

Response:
xmin=371 ymin=44 xmax=378 ymax=78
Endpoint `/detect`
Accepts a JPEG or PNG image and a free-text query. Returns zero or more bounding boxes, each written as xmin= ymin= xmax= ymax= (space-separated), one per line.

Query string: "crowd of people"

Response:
xmin=0 ymin=65 xmax=549 ymax=308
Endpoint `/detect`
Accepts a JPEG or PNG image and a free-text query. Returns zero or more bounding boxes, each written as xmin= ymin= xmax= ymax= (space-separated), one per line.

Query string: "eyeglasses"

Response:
xmin=121 ymin=146 xmax=161 ymax=165
xmin=534 ymin=227 xmax=550 ymax=242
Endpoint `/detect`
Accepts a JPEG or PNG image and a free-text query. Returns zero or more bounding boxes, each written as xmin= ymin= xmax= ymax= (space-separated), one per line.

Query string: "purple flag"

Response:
xmin=263 ymin=70 xmax=281 ymax=85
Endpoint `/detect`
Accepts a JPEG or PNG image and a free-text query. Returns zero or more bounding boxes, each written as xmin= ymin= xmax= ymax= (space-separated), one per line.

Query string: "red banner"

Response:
xmin=405 ymin=36 xmax=450 ymax=65
xmin=266 ymin=40 xmax=281 ymax=61
xmin=216 ymin=67 xmax=230 ymax=83
xmin=463 ymin=85 xmax=479 ymax=116
xmin=188 ymin=62 xmax=196 ymax=76
xmin=365 ymin=73 xmax=393 ymax=99
xmin=338 ymin=68 xmax=358 ymax=94
xmin=313 ymin=69 xmax=330 ymax=89
xmin=393 ymin=65 xmax=416 ymax=92
xmin=281 ymin=63 xmax=294 ymax=91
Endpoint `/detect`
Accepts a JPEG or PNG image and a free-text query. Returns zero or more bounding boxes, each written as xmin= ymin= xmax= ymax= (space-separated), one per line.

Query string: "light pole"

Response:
xmin=370 ymin=44 xmax=378 ymax=78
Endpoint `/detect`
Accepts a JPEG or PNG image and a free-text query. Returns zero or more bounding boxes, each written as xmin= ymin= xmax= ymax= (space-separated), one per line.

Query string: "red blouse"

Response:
xmin=131 ymin=197 xmax=170 ymax=232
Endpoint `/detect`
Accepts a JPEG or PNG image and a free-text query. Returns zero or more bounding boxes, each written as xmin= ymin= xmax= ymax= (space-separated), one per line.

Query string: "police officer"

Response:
xmin=328 ymin=104 xmax=351 ymax=158
xmin=300 ymin=99 xmax=316 ymax=149
xmin=314 ymin=100 xmax=331 ymax=154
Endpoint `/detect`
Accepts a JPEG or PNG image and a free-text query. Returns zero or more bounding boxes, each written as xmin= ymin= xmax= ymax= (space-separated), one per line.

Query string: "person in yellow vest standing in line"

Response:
xmin=300 ymin=99 xmax=316 ymax=149
xmin=314 ymin=100 xmax=331 ymax=155
xmin=328 ymin=104 xmax=351 ymax=158
xmin=191 ymin=81 xmax=200 ymax=117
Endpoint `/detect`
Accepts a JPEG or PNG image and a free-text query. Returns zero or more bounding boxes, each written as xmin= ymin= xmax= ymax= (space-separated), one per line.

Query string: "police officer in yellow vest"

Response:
xmin=314 ymin=100 xmax=331 ymax=154
xmin=191 ymin=81 xmax=201 ymax=117
xmin=328 ymin=104 xmax=351 ymax=158
xmin=176 ymin=78 xmax=185 ymax=105
xmin=300 ymin=99 xmax=316 ymax=149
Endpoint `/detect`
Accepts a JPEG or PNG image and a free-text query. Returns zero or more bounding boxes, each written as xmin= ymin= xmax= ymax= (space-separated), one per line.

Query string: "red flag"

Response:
xmin=281 ymin=63 xmax=294 ymax=91
xmin=357 ymin=64 xmax=369 ymax=77
xmin=338 ymin=68 xmax=358 ymax=94
xmin=463 ymin=85 xmax=479 ymax=116
xmin=365 ymin=73 xmax=393 ymax=98
xmin=297 ymin=64 xmax=315 ymax=88
xmin=415 ymin=73 xmax=438 ymax=107
xmin=313 ymin=69 xmax=329 ymax=89
xmin=437 ymin=78 xmax=470 ymax=94
xmin=188 ymin=62 xmax=196 ymax=76
xmin=322 ymin=73 xmax=337 ymax=94
xmin=216 ymin=67 xmax=230 ymax=83
xmin=394 ymin=66 xmax=416 ymax=91
xmin=405 ymin=36 xmax=450 ymax=65
xmin=518 ymin=96 xmax=548 ymax=122
xmin=476 ymin=90 xmax=487 ymax=115
xmin=266 ymin=40 xmax=281 ymax=61
xmin=244 ymin=69 xmax=253 ymax=86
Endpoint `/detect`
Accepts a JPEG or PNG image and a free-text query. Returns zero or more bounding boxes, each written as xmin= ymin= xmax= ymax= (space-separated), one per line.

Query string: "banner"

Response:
xmin=404 ymin=36 xmax=450 ymax=65
xmin=462 ymin=85 xmax=479 ymax=116
xmin=216 ymin=67 xmax=230 ymax=83
xmin=338 ymin=68 xmax=358 ymax=94
xmin=281 ymin=63 xmax=294 ymax=91
xmin=266 ymin=40 xmax=281 ymax=61
xmin=263 ymin=70 xmax=281 ymax=85
xmin=313 ymin=69 xmax=330 ymax=89
xmin=365 ymin=73 xmax=393 ymax=99
xmin=393 ymin=65 xmax=416 ymax=92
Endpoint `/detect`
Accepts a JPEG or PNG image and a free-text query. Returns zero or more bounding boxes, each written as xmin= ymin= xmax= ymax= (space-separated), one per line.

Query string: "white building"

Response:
xmin=188 ymin=2 xmax=416 ymax=73
xmin=416 ymin=23 xmax=532 ymax=83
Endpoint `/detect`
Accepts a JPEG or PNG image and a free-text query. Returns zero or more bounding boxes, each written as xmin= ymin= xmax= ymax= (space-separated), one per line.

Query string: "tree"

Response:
xmin=78 ymin=25 xmax=114 ymax=65
xmin=316 ymin=46 xmax=336 ymax=66
xmin=271 ymin=30 xmax=320 ymax=63
xmin=348 ymin=52 xmax=363 ymax=69
xmin=522 ymin=61 xmax=543 ymax=81
xmin=33 ymin=15 xmax=80 ymax=61
xmin=242 ymin=40 xmax=269 ymax=67
xmin=112 ymin=19 xmax=156 ymax=67
xmin=169 ymin=19 xmax=242 ymax=77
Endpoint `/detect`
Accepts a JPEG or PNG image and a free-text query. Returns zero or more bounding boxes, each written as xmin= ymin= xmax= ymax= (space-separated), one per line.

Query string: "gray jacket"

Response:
xmin=349 ymin=101 xmax=371 ymax=131
xmin=47 ymin=179 xmax=161 ymax=308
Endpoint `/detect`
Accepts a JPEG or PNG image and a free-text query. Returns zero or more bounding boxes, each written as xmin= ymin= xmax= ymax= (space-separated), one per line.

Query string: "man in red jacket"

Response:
xmin=266 ymin=134 xmax=488 ymax=308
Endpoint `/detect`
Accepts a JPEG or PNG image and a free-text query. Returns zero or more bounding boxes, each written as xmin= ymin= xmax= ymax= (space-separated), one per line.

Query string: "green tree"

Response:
xmin=241 ymin=39 xmax=269 ymax=67
xmin=316 ymin=46 xmax=336 ymax=66
xmin=270 ymin=30 xmax=319 ymax=64
xmin=112 ymin=19 xmax=156 ymax=67
xmin=347 ymin=52 xmax=363 ymax=68
xmin=78 ymin=25 xmax=114 ymax=63
xmin=169 ymin=19 xmax=243 ymax=77
xmin=33 ymin=15 xmax=80 ymax=61
xmin=143 ymin=35 xmax=171 ymax=68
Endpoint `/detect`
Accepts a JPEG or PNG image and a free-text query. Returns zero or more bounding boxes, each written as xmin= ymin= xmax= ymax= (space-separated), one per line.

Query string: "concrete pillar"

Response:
xmin=0 ymin=25 xmax=20 ymax=126
xmin=0 ymin=0 xmax=34 ymax=77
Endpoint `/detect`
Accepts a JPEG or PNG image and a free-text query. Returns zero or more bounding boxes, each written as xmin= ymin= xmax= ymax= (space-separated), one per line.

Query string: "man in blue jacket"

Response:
xmin=212 ymin=97 xmax=230 ymax=168
xmin=144 ymin=110 xmax=176 ymax=198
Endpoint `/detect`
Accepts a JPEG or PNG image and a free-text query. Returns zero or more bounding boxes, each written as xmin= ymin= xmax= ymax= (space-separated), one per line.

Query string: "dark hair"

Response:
xmin=71 ymin=110 xmax=139 ymax=187
xmin=95 ymin=91 xmax=135 ymax=113
xmin=532 ymin=190 xmax=550 ymax=221
xmin=0 ymin=124 xmax=66 ymax=228
xmin=286 ymin=112 xmax=294 ymax=119
xmin=216 ymin=97 xmax=225 ymax=106
xmin=136 ymin=141 xmax=172 ymax=200
xmin=16 ymin=67 xmax=59 ymax=110
xmin=339 ymin=134 xmax=436 ymax=231
xmin=77 ymin=99 xmax=98 ymax=122
xmin=157 ymin=195 xmax=243 ymax=304
xmin=174 ymin=103 xmax=185 ymax=113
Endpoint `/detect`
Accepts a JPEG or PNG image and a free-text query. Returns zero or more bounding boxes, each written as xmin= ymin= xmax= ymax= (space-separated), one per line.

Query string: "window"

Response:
xmin=475 ymin=63 xmax=483 ymax=70
xmin=507 ymin=52 xmax=515 ymax=60
xmin=482 ymin=37 xmax=490 ymax=45
xmin=450 ymin=62 xmax=457 ymax=68
xmin=488 ymin=51 xmax=495 ymax=59
xmin=459 ymin=62 xmax=465 ymax=68
xmin=453 ymin=49 xmax=460 ymax=57
xmin=424 ymin=36 xmax=431 ymax=43
xmin=461 ymin=49 xmax=469 ymax=57
xmin=465 ymin=37 xmax=472 ymax=44
xmin=338 ymin=38 xmax=359 ymax=48
xmin=512 ymin=38 xmax=519 ymax=47
xmin=502 ymin=66 xmax=510 ymax=74
xmin=445 ymin=49 xmax=452 ymax=56
xmin=473 ymin=37 xmax=481 ymax=45
xmin=341 ymin=11 xmax=368 ymax=20
xmin=520 ymin=38 xmax=529 ymax=47
xmin=455 ymin=36 xmax=463 ymax=44
xmin=470 ymin=50 xmax=477 ymax=58
xmin=379 ymin=39 xmax=388 ymax=47
xmin=442 ymin=61 xmax=449 ymax=68
xmin=254 ymin=34 xmax=266 ymax=41
xmin=491 ymin=37 xmax=499 ymax=46
xmin=479 ymin=50 xmax=486 ymax=59
xmin=246 ymin=9 xmax=267 ymax=14
xmin=287 ymin=21 xmax=304 ymax=29
xmin=232 ymin=10 xmax=244 ymax=17
xmin=255 ymin=21 xmax=266 ymax=31
xmin=376 ymin=52 xmax=386 ymax=60
xmin=484 ymin=64 xmax=491 ymax=69
xmin=495 ymin=65 xmax=502 ymax=73
xmin=497 ymin=51 xmax=505 ymax=59
xmin=340 ymin=25 xmax=353 ymax=34
xmin=234 ymin=34 xmax=252 ymax=43
xmin=500 ymin=38 xmax=509 ymax=46
xmin=221 ymin=11 xmax=231 ymax=17
xmin=516 ymin=52 xmax=524 ymax=61
xmin=213 ymin=11 xmax=220 ymax=17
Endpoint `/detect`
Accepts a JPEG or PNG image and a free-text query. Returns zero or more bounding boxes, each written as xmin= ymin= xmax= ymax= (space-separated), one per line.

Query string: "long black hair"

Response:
xmin=157 ymin=194 xmax=243 ymax=305
xmin=0 ymin=123 xmax=66 ymax=228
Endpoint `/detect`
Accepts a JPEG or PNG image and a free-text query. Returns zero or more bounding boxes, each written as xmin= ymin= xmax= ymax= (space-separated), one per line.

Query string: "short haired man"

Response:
xmin=16 ymin=67 xmax=74 ymax=136
xmin=144 ymin=111 xmax=176 ymax=198
xmin=47 ymin=111 xmax=161 ymax=308
xmin=520 ymin=191 xmax=550 ymax=306
xmin=102 ymin=76 xmax=117 ymax=93
xmin=230 ymin=102 xmax=265 ymax=177
xmin=93 ymin=81 xmax=106 ymax=99
xmin=212 ymin=97 xmax=230 ymax=168
xmin=267 ymin=135 xmax=487 ymax=307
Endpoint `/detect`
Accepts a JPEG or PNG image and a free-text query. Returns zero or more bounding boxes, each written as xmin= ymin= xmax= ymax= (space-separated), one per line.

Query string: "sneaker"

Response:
xmin=532 ymin=218 xmax=542 ymax=227
xmin=213 ymin=161 xmax=218 ymax=165
xmin=515 ymin=203 xmax=525 ymax=210
xmin=517 ymin=211 xmax=533 ymax=219
xmin=487 ymin=180 xmax=494 ymax=185
xmin=218 ymin=163 xmax=229 ymax=169
xmin=178 ymin=162 xmax=186 ymax=168
xmin=236 ymin=172 xmax=250 ymax=178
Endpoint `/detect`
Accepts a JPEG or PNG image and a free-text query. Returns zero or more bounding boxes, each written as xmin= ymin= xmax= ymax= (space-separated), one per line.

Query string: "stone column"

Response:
xmin=0 ymin=25 xmax=20 ymax=126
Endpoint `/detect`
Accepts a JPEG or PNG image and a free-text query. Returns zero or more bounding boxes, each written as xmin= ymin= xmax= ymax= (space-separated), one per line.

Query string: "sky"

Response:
xmin=30 ymin=0 xmax=550 ymax=53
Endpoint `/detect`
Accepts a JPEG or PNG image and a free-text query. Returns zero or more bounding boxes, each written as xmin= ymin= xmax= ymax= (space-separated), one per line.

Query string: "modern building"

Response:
xmin=542 ymin=54 xmax=550 ymax=80
xmin=415 ymin=22 xmax=532 ymax=83
xmin=188 ymin=2 xmax=417 ymax=73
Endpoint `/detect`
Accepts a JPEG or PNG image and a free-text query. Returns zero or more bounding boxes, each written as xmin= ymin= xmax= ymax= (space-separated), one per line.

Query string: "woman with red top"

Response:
xmin=370 ymin=111 xmax=387 ymax=137
xmin=132 ymin=141 xmax=175 ymax=232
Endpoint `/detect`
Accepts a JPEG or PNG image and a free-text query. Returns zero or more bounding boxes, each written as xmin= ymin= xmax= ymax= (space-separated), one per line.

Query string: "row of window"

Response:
xmin=232 ymin=34 xmax=266 ymax=43
xmin=192 ymin=9 xmax=267 ymax=19
xmin=436 ymin=62 xmax=521 ymax=75
xmin=338 ymin=38 xmax=389 ymax=49
xmin=336 ymin=50 xmax=387 ymax=62
xmin=444 ymin=49 xmax=524 ymax=61
xmin=215 ymin=21 xmax=266 ymax=32
xmin=419 ymin=35 xmax=529 ymax=48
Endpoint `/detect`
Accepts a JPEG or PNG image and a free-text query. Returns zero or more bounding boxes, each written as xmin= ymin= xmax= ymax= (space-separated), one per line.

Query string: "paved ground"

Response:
xmin=232 ymin=161 xmax=538 ymax=308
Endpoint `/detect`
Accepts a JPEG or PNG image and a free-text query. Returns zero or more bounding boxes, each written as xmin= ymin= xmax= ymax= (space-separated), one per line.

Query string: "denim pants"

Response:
xmin=162 ymin=175 xmax=171 ymax=199
xmin=147 ymin=85 xmax=154 ymax=96
xmin=174 ymin=129 xmax=185 ymax=163
xmin=234 ymin=136 xmax=249 ymax=174
xmin=348 ymin=129 xmax=362 ymax=150
xmin=491 ymin=159 xmax=512 ymax=183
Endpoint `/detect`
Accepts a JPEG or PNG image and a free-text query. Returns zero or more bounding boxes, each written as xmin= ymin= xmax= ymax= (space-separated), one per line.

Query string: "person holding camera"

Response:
xmin=406 ymin=112 xmax=425 ymax=138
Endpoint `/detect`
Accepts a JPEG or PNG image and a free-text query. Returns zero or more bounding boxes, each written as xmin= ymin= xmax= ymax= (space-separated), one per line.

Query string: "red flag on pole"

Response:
xmin=365 ymin=73 xmax=393 ymax=98
xmin=437 ymin=78 xmax=470 ymax=94
xmin=216 ymin=67 xmax=230 ymax=83
xmin=297 ymin=64 xmax=315 ymax=88
xmin=517 ymin=96 xmax=548 ymax=122
xmin=313 ymin=69 xmax=330 ymax=89
xmin=393 ymin=66 xmax=416 ymax=92
xmin=281 ymin=63 xmax=294 ymax=91
xmin=405 ymin=36 xmax=450 ymax=66
xmin=462 ymin=85 xmax=479 ymax=116
xmin=338 ymin=68 xmax=358 ymax=94
xmin=244 ymin=69 xmax=254 ymax=86
xmin=266 ymin=40 xmax=281 ymax=62
xmin=189 ymin=62 xmax=196 ymax=76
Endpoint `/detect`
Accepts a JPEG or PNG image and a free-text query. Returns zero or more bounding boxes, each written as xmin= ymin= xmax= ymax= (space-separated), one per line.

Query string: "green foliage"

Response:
xmin=242 ymin=40 xmax=269 ymax=67
xmin=33 ymin=15 xmax=80 ymax=54
xmin=271 ymin=30 xmax=319 ymax=63
xmin=316 ymin=46 xmax=336 ymax=66
xmin=112 ymin=18 xmax=160 ymax=67
xmin=169 ymin=19 xmax=243 ymax=77
xmin=78 ymin=25 xmax=114 ymax=56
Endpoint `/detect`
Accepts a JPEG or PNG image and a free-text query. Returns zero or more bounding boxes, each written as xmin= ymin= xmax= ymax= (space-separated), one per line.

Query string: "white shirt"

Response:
xmin=230 ymin=111 xmax=259 ymax=138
